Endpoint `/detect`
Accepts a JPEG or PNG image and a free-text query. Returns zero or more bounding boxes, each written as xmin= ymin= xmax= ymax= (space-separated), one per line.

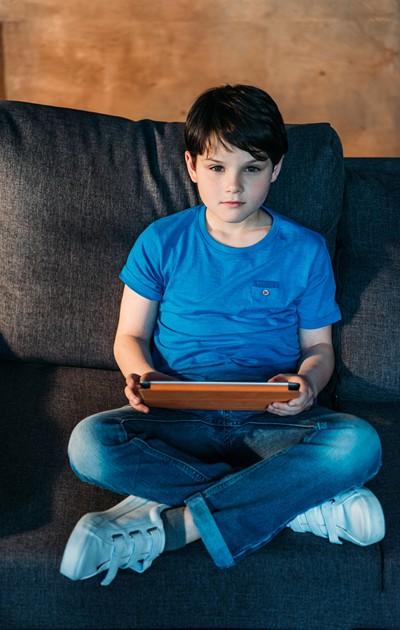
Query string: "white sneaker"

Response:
xmin=60 ymin=496 xmax=169 ymax=585
xmin=287 ymin=487 xmax=385 ymax=546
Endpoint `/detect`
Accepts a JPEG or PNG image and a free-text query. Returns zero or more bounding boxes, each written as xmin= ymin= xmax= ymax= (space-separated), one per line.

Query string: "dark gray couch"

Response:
xmin=0 ymin=101 xmax=399 ymax=630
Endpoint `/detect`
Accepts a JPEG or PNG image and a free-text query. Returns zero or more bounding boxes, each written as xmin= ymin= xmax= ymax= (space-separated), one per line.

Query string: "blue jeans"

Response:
xmin=68 ymin=405 xmax=382 ymax=568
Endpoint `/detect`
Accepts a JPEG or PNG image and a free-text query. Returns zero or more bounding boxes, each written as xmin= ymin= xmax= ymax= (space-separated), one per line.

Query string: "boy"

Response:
xmin=61 ymin=85 xmax=384 ymax=586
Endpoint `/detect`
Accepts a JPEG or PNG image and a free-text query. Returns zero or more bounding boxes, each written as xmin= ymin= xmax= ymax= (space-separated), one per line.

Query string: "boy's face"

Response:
xmin=185 ymin=140 xmax=283 ymax=232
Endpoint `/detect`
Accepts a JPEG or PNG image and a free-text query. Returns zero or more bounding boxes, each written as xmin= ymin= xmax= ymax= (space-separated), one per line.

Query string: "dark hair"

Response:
xmin=184 ymin=84 xmax=288 ymax=165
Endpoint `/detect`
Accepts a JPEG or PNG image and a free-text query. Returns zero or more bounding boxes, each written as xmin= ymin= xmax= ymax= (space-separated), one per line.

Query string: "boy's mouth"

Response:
xmin=221 ymin=201 xmax=245 ymax=208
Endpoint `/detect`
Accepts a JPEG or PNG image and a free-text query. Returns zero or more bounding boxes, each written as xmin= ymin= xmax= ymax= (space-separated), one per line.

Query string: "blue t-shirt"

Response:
xmin=120 ymin=205 xmax=341 ymax=382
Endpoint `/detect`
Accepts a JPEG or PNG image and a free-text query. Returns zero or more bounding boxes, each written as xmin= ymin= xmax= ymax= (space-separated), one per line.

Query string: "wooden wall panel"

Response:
xmin=0 ymin=23 xmax=5 ymax=100
xmin=0 ymin=0 xmax=399 ymax=156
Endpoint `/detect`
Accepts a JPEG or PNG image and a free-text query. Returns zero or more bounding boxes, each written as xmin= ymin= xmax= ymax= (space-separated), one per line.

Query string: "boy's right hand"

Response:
xmin=124 ymin=371 xmax=178 ymax=413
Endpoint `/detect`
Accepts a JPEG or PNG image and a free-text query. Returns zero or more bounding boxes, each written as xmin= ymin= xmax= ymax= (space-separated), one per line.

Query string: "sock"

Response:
xmin=161 ymin=506 xmax=187 ymax=551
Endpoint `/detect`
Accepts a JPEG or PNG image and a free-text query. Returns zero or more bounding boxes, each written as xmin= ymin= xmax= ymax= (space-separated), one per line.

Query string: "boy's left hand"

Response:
xmin=266 ymin=373 xmax=315 ymax=416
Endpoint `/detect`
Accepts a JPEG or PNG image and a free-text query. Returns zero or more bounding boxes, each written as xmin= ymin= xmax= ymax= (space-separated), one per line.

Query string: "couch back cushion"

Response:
xmin=0 ymin=102 xmax=344 ymax=369
xmin=334 ymin=158 xmax=400 ymax=402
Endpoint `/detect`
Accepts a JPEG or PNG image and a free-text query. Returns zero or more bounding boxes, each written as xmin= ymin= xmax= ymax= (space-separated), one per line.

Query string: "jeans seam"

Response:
xmin=133 ymin=437 xmax=213 ymax=482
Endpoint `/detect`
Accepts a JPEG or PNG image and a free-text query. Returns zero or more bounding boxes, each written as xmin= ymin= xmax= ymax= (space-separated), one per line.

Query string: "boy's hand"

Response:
xmin=266 ymin=373 xmax=315 ymax=416
xmin=124 ymin=371 xmax=178 ymax=414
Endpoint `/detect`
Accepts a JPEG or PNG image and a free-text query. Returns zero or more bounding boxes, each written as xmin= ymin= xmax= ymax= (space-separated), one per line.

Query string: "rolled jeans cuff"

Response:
xmin=186 ymin=493 xmax=234 ymax=569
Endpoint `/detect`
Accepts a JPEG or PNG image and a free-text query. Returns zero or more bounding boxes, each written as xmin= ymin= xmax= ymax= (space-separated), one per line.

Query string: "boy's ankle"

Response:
xmin=161 ymin=506 xmax=187 ymax=551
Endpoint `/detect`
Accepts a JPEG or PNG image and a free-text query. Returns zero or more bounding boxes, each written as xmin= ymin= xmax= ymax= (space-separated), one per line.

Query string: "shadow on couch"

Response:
xmin=0 ymin=346 xmax=64 ymax=537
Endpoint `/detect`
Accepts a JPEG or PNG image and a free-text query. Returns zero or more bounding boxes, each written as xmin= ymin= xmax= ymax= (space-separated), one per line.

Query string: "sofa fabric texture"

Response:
xmin=334 ymin=158 xmax=400 ymax=403
xmin=0 ymin=101 xmax=398 ymax=630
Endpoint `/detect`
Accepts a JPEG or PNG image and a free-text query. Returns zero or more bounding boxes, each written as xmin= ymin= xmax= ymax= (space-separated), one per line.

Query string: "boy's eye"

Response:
xmin=210 ymin=165 xmax=224 ymax=172
xmin=209 ymin=165 xmax=262 ymax=173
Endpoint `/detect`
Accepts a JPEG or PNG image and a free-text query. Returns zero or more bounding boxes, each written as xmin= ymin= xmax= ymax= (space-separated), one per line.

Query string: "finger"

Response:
xmin=267 ymin=405 xmax=297 ymax=416
xmin=126 ymin=373 xmax=140 ymax=390
xmin=268 ymin=374 xmax=288 ymax=384
xmin=268 ymin=397 xmax=305 ymax=414
xmin=125 ymin=385 xmax=145 ymax=407
xmin=131 ymin=402 xmax=150 ymax=414
xmin=125 ymin=393 xmax=150 ymax=414
xmin=268 ymin=397 xmax=313 ymax=415
xmin=267 ymin=400 xmax=291 ymax=412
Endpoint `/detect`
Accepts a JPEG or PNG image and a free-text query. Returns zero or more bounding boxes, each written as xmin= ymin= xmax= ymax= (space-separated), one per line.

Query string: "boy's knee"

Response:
xmin=68 ymin=408 xmax=129 ymax=484
xmin=351 ymin=418 xmax=381 ymax=453
xmin=68 ymin=415 xmax=104 ymax=479
xmin=355 ymin=418 xmax=382 ymax=464
xmin=318 ymin=415 xmax=382 ymax=484
xmin=337 ymin=417 xmax=382 ymax=478
xmin=68 ymin=418 xmax=88 ymax=469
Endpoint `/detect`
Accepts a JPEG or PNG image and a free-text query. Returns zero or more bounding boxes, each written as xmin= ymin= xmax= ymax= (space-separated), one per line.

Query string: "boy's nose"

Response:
xmin=225 ymin=174 xmax=243 ymax=193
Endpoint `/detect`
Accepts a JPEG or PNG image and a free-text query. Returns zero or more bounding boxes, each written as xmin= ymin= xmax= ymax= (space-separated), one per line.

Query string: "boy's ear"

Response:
xmin=271 ymin=156 xmax=284 ymax=183
xmin=185 ymin=151 xmax=198 ymax=183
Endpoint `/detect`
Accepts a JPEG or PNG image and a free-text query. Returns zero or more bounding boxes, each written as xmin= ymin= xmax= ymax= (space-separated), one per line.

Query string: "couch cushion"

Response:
xmin=0 ymin=103 xmax=198 ymax=370
xmin=334 ymin=158 xmax=400 ymax=403
xmin=0 ymin=102 xmax=343 ymax=369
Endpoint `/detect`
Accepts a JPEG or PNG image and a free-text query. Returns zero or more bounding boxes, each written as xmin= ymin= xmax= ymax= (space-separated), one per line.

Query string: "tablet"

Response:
xmin=139 ymin=381 xmax=300 ymax=410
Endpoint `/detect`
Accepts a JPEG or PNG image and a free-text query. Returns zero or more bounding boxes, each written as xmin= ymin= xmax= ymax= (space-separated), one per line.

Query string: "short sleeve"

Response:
xmin=297 ymin=239 xmax=341 ymax=329
xmin=119 ymin=224 xmax=164 ymax=300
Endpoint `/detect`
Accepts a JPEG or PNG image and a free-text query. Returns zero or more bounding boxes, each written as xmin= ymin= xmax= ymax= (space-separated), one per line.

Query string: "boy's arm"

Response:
xmin=267 ymin=325 xmax=335 ymax=416
xmin=114 ymin=285 xmax=175 ymax=413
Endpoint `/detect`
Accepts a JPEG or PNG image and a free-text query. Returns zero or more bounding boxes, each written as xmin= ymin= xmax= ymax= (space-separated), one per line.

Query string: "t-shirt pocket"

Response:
xmin=250 ymin=280 xmax=283 ymax=308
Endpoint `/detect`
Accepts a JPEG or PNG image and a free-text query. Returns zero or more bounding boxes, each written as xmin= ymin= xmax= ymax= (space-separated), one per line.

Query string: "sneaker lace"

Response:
xmin=320 ymin=500 xmax=342 ymax=545
xmin=100 ymin=527 xmax=163 ymax=586
xmin=131 ymin=527 xmax=164 ymax=573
